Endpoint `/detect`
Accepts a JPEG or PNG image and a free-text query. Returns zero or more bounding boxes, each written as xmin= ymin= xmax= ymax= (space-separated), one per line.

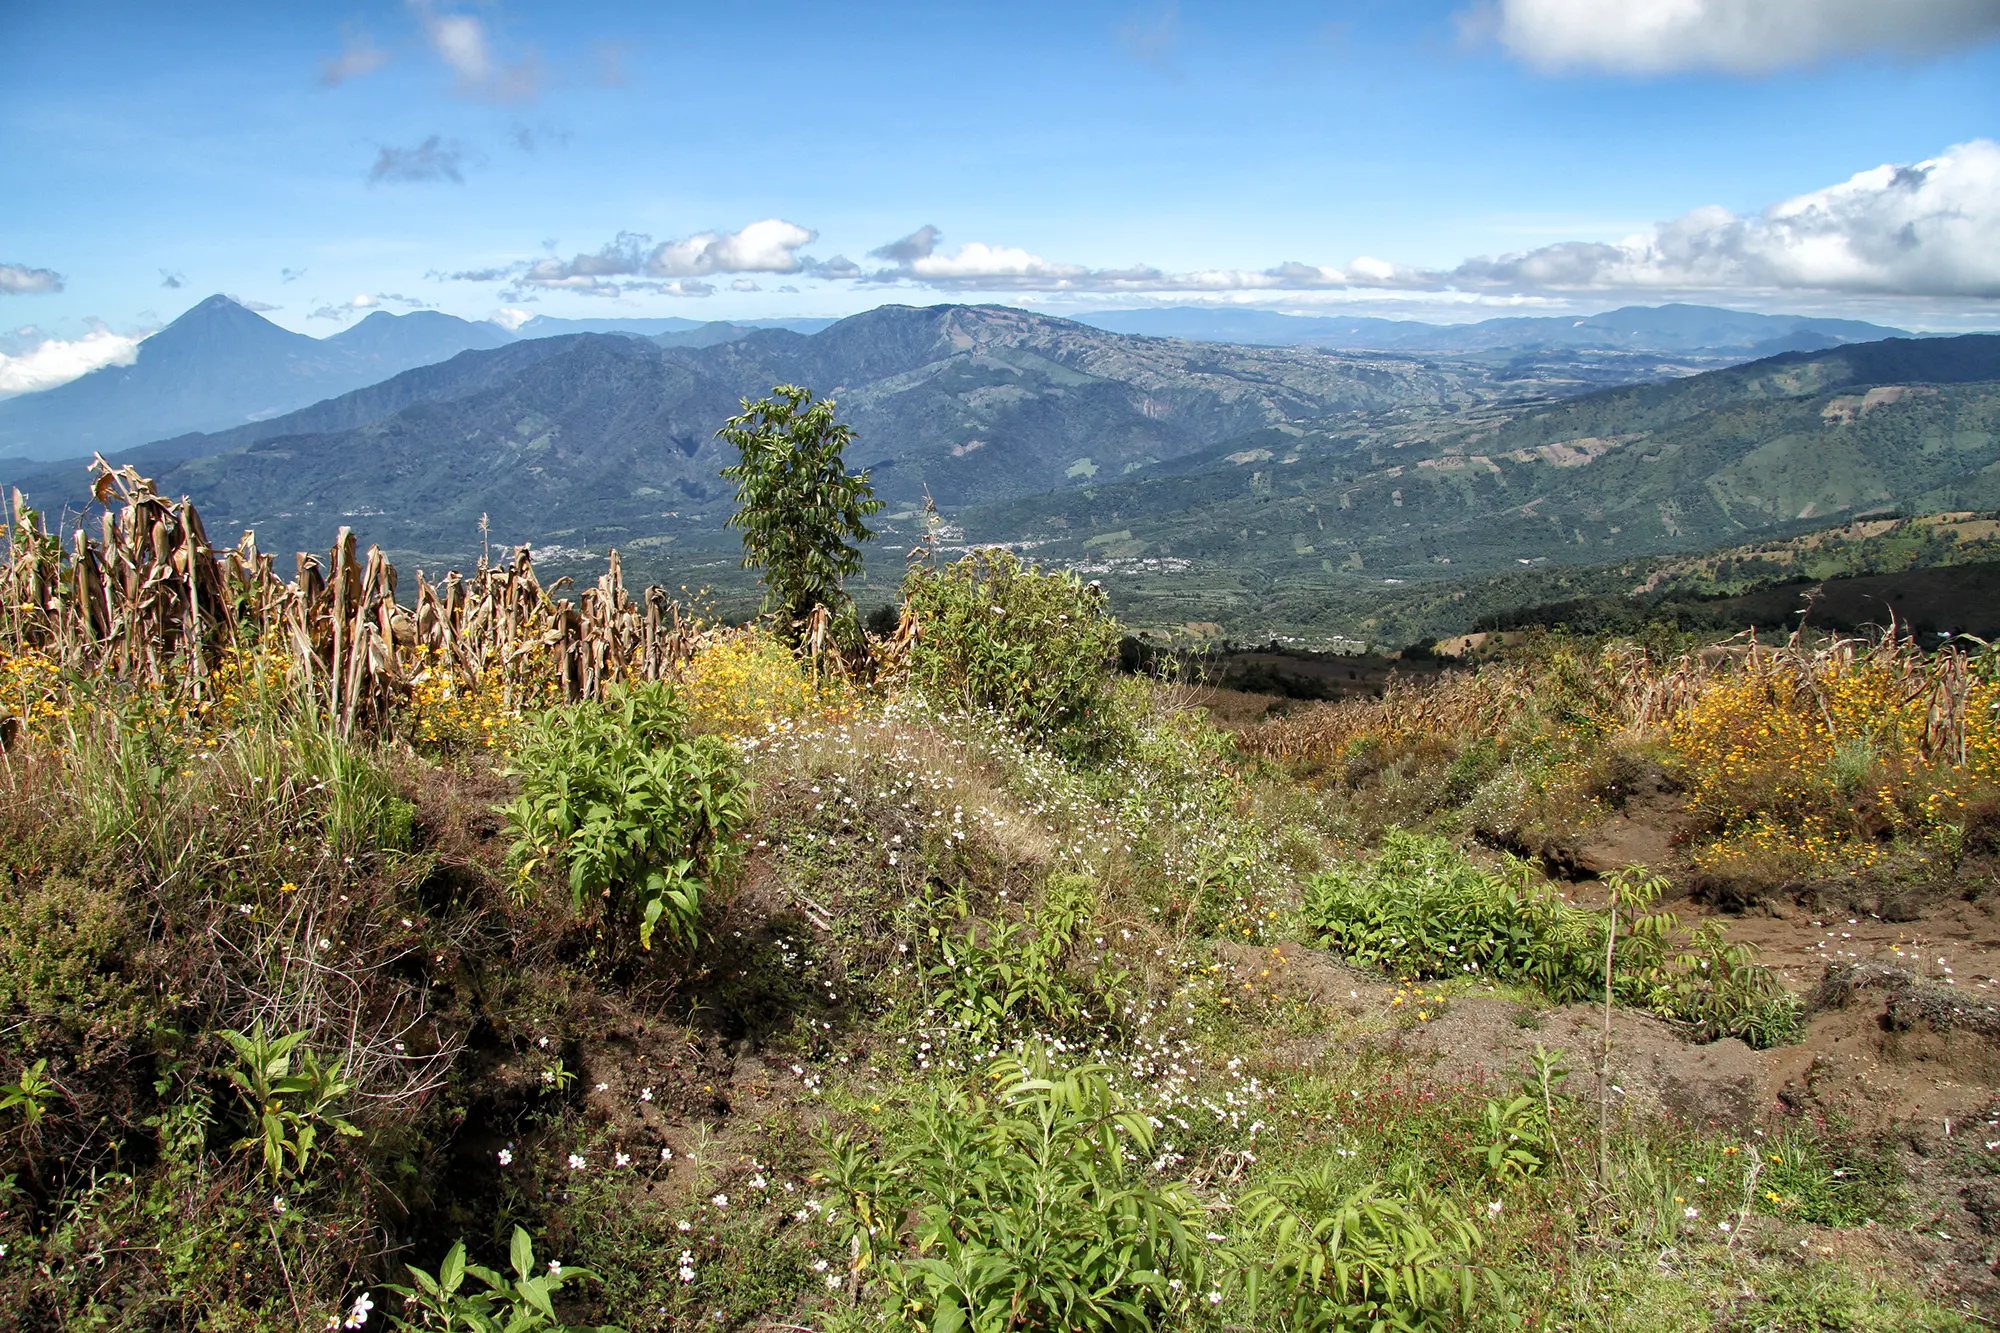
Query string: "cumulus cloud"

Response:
xmin=159 ymin=270 xmax=184 ymax=289
xmin=0 ymin=326 xmax=144 ymax=396
xmin=281 ymin=267 xmax=306 ymax=283
xmin=1474 ymin=0 xmax=2000 ymax=74
xmin=368 ymin=136 xmax=471 ymax=184
xmin=0 ymin=263 xmax=64 ymax=296
xmin=650 ymin=219 xmax=816 ymax=276
xmin=1447 ymin=138 xmax=2000 ymax=297
xmin=410 ymin=1 xmax=541 ymax=102
xmin=438 ymin=220 xmax=819 ymax=298
xmin=321 ymin=23 xmax=391 ymax=85
xmin=851 ymin=140 xmax=2000 ymax=303
xmin=851 ymin=228 xmax=1428 ymax=293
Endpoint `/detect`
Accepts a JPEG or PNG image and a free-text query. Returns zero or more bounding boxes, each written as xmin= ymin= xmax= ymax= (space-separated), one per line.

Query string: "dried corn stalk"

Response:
xmin=2 ymin=461 xmax=708 ymax=733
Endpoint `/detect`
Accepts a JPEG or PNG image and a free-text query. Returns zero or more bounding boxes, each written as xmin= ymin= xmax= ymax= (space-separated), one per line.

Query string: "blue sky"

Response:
xmin=3 ymin=0 xmax=1999 ymax=387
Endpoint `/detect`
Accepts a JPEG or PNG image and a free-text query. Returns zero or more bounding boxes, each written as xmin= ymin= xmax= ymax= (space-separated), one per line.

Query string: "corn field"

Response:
xmin=2 ymin=462 xmax=706 ymax=734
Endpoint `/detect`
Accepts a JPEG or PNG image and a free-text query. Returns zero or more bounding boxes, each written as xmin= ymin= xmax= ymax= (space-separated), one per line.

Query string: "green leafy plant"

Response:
xmin=1473 ymin=1093 xmax=1548 ymax=1183
xmin=718 ymin=383 xmax=884 ymax=631
xmin=500 ymin=680 xmax=749 ymax=952
xmin=1238 ymin=1166 xmax=1501 ymax=1332
xmin=386 ymin=1225 xmax=620 ymax=1332
xmin=1302 ymin=831 xmax=1800 ymax=1047
xmin=902 ymin=549 xmax=1122 ymax=755
xmin=218 ymin=1021 xmax=360 ymax=1183
xmin=922 ymin=872 xmax=1125 ymax=1043
xmin=824 ymin=1042 xmax=1206 ymax=1332
xmin=0 ymin=1057 xmax=54 ymax=1125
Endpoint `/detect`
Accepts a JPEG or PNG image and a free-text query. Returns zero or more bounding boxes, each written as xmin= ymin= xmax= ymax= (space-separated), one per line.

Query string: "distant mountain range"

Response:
xmin=0 ymin=297 xmax=514 ymax=459
xmin=1073 ymin=303 xmax=1919 ymax=356
xmin=2 ymin=294 xmax=1939 ymax=467
xmin=961 ymin=334 xmax=2000 ymax=641
xmin=0 ymin=298 xmax=851 ymax=462
xmin=1 ymin=304 xmax=1536 ymax=571
xmin=9 ymin=295 xmax=1992 ymax=646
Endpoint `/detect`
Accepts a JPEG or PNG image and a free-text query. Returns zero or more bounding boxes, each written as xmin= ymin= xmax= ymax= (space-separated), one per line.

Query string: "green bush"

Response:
xmin=500 ymin=681 xmax=749 ymax=953
xmin=1302 ymin=831 xmax=1799 ymax=1046
xmin=387 ymin=1225 xmax=618 ymax=1332
xmin=921 ymin=872 xmax=1127 ymax=1043
xmin=1239 ymin=1166 xmax=1499 ymax=1332
xmin=0 ymin=874 xmax=137 ymax=1036
xmin=902 ymin=550 xmax=1121 ymax=755
xmin=824 ymin=1044 xmax=1206 ymax=1332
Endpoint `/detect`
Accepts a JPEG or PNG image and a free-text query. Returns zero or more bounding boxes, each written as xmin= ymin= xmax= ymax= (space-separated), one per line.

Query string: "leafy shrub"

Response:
xmin=501 ymin=681 xmax=748 ymax=952
xmin=719 ymin=383 xmax=883 ymax=629
xmin=902 ymin=550 xmax=1121 ymax=755
xmin=921 ymin=872 xmax=1127 ymax=1043
xmin=0 ymin=874 xmax=137 ymax=1037
xmin=1303 ymin=831 xmax=1799 ymax=1046
xmin=219 ymin=1022 xmax=360 ymax=1183
xmin=824 ymin=1044 xmax=1206 ymax=1332
xmin=1238 ymin=1166 xmax=1500 ymax=1331
xmin=387 ymin=1225 xmax=617 ymax=1332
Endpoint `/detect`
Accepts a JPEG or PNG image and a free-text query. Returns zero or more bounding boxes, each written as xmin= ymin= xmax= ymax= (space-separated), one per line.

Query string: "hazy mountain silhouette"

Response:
xmin=0 ymin=296 xmax=513 ymax=460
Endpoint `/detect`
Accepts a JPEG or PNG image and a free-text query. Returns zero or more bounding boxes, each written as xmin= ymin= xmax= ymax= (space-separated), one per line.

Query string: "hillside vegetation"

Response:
xmin=0 ymin=305 xmax=1533 ymax=579
xmin=4 ymin=434 xmax=2000 ymax=1331
xmin=966 ymin=335 xmax=2000 ymax=643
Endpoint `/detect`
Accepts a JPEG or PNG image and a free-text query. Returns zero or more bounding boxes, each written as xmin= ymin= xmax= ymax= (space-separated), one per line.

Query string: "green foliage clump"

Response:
xmin=219 ymin=1021 xmax=360 ymax=1183
xmin=1239 ymin=1166 xmax=1499 ymax=1332
xmin=903 ymin=549 xmax=1121 ymax=755
xmin=825 ymin=1044 xmax=1206 ymax=1333
xmin=1302 ymin=831 xmax=1800 ymax=1046
xmin=0 ymin=873 xmax=138 ymax=1040
xmin=1754 ymin=1121 xmax=1900 ymax=1226
xmin=921 ymin=872 xmax=1127 ymax=1043
xmin=718 ymin=384 xmax=884 ymax=629
xmin=388 ymin=1225 xmax=618 ymax=1332
xmin=501 ymin=681 xmax=749 ymax=953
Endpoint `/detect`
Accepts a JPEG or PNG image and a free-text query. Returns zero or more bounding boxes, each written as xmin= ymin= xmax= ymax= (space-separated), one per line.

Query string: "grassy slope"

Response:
xmin=2 ymin=641 xmax=1993 ymax=1330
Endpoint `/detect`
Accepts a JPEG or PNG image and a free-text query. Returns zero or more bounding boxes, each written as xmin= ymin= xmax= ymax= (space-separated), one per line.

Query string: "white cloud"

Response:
xmin=0 ymin=326 xmax=143 ymax=396
xmin=492 ymin=307 xmax=534 ymax=331
xmin=1477 ymin=0 xmax=2000 ymax=74
xmin=443 ymin=220 xmax=818 ymax=299
xmin=0 ymin=263 xmax=64 ymax=296
xmin=409 ymin=1 xmax=541 ymax=102
xmin=908 ymin=241 xmax=1091 ymax=286
xmin=1451 ymin=138 xmax=2000 ymax=297
xmin=854 ymin=140 xmax=2000 ymax=304
xmin=648 ymin=219 xmax=816 ymax=276
xmin=308 ymin=293 xmax=433 ymax=321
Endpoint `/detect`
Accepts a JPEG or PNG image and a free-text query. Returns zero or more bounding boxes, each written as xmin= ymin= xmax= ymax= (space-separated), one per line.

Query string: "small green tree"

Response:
xmin=718 ymin=384 xmax=883 ymax=633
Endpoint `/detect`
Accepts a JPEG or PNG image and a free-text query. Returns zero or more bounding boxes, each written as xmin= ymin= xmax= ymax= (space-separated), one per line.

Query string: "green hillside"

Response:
xmin=960 ymin=337 xmax=2000 ymax=642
